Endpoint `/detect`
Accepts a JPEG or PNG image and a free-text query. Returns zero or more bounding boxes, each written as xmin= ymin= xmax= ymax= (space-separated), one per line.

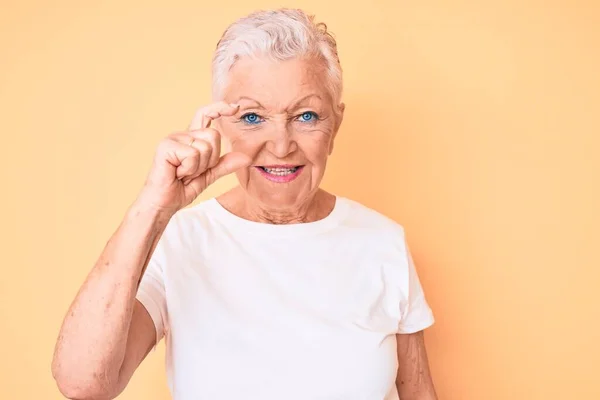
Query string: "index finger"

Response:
xmin=188 ymin=101 xmax=240 ymax=131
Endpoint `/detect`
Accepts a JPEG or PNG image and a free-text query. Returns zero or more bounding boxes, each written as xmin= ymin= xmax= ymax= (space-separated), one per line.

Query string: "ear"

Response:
xmin=329 ymin=102 xmax=346 ymax=155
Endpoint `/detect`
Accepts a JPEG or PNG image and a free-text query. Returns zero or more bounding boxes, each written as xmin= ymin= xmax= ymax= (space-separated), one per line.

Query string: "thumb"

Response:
xmin=206 ymin=152 xmax=252 ymax=185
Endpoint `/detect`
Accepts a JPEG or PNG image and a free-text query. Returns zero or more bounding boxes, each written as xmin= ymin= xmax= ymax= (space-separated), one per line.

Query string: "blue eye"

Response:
xmin=298 ymin=111 xmax=318 ymax=122
xmin=242 ymin=113 xmax=263 ymax=125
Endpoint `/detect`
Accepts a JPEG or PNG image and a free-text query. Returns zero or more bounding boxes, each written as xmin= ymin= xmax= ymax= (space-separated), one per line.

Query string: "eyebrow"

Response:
xmin=236 ymin=96 xmax=265 ymax=109
xmin=235 ymin=94 xmax=322 ymax=111
xmin=289 ymin=94 xmax=322 ymax=110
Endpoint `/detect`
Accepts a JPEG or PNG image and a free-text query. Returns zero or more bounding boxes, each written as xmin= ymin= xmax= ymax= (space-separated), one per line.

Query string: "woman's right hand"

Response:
xmin=135 ymin=102 xmax=251 ymax=215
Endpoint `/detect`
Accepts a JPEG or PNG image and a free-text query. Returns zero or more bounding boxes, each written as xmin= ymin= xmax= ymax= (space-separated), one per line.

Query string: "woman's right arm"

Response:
xmin=51 ymin=203 xmax=172 ymax=400
xmin=51 ymin=102 xmax=251 ymax=399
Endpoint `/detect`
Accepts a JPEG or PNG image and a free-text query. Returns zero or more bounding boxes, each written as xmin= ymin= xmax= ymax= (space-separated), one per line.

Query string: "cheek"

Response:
xmin=297 ymin=135 xmax=331 ymax=165
xmin=229 ymin=135 xmax=265 ymax=161
xmin=220 ymin=120 xmax=334 ymax=165
xmin=220 ymin=123 xmax=264 ymax=159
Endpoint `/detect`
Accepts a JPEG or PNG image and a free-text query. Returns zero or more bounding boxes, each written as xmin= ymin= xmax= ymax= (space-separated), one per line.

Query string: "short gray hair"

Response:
xmin=211 ymin=8 xmax=343 ymax=107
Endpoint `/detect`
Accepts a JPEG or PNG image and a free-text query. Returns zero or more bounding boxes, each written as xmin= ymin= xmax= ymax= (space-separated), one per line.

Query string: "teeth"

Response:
xmin=263 ymin=167 xmax=298 ymax=176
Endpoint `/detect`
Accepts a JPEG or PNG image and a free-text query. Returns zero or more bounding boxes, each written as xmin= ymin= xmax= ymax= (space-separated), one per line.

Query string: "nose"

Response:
xmin=265 ymin=129 xmax=297 ymax=159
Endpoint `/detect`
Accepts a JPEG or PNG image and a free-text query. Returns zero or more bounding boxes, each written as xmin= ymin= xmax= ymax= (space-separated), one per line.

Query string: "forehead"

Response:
xmin=223 ymin=56 xmax=332 ymax=106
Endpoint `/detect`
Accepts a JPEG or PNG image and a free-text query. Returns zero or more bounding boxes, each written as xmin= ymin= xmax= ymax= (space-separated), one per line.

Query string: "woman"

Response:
xmin=52 ymin=8 xmax=438 ymax=400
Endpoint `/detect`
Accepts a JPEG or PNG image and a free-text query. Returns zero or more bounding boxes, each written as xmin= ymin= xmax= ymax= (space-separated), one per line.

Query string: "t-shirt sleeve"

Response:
xmin=396 ymin=235 xmax=435 ymax=334
xmin=136 ymin=234 xmax=169 ymax=348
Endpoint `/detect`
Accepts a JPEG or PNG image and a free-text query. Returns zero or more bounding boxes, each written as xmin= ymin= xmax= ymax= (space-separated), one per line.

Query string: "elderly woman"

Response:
xmin=52 ymin=8 xmax=438 ymax=400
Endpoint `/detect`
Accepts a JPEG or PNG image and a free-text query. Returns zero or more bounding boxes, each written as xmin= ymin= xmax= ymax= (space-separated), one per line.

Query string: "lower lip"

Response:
xmin=256 ymin=166 xmax=304 ymax=183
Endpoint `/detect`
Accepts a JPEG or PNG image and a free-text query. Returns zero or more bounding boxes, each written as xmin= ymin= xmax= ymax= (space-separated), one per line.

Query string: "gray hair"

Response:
xmin=211 ymin=8 xmax=343 ymax=108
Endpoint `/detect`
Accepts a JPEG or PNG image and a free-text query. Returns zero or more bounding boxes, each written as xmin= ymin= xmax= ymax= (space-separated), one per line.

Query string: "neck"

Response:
xmin=218 ymin=187 xmax=335 ymax=225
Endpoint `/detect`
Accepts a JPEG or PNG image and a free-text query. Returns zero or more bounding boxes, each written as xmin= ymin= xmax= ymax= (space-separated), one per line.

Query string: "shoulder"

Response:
xmin=172 ymin=198 xmax=218 ymax=226
xmin=337 ymin=196 xmax=407 ymax=239
xmin=334 ymin=196 xmax=411 ymax=259
xmin=155 ymin=198 xmax=220 ymax=247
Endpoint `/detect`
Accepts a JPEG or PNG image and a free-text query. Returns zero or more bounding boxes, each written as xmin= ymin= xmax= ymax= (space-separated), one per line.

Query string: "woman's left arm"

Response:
xmin=396 ymin=330 xmax=438 ymax=400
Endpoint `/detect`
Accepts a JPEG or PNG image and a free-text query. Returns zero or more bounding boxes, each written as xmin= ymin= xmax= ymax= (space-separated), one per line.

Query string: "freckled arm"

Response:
xmin=396 ymin=331 xmax=438 ymax=400
xmin=51 ymin=203 xmax=172 ymax=399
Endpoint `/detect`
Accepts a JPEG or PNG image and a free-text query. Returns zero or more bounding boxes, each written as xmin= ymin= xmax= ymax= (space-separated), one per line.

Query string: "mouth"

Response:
xmin=255 ymin=165 xmax=305 ymax=183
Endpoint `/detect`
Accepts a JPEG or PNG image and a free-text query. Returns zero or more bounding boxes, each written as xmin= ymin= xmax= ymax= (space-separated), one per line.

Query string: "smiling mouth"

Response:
xmin=257 ymin=165 xmax=303 ymax=176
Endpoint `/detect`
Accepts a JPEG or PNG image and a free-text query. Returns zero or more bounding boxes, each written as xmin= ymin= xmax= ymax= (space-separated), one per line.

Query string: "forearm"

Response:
xmin=396 ymin=383 xmax=438 ymax=400
xmin=396 ymin=331 xmax=438 ymax=400
xmin=396 ymin=365 xmax=438 ymax=400
xmin=51 ymin=202 xmax=172 ymax=393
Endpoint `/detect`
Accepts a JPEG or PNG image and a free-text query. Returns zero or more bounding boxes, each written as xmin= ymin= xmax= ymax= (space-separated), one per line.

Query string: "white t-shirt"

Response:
xmin=136 ymin=196 xmax=434 ymax=400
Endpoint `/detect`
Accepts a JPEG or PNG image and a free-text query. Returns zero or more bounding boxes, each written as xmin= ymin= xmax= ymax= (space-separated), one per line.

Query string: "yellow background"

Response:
xmin=1 ymin=1 xmax=599 ymax=399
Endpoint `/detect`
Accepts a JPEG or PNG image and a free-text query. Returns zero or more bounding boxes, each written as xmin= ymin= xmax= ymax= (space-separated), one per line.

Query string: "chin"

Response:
xmin=252 ymin=188 xmax=310 ymax=209
xmin=236 ymin=167 xmax=322 ymax=208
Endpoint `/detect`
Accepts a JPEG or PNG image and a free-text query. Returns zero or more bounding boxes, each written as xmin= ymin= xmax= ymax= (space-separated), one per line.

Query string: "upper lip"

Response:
xmin=257 ymin=164 xmax=303 ymax=168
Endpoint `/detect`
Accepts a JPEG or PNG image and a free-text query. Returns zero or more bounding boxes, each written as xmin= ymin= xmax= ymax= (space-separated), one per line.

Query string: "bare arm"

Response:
xmin=51 ymin=102 xmax=250 ymax=400
xmin=51 ymin=203 xmax=172 ymax=400
xmin=396 ymin=331 xmax=438 ymax=400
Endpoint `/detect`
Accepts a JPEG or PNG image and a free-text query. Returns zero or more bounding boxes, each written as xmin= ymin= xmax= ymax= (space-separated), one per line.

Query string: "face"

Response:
xmin=217 ymin=56 xmax=344 ymax=209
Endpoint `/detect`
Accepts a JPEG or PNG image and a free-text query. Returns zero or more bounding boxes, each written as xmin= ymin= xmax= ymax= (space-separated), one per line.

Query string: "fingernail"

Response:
xmin=230 ymin=103 xmax=239 ymax=108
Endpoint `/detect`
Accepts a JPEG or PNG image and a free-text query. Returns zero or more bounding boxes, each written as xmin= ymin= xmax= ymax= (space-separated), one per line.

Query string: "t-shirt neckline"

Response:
xmin=206 ymin=195 xmax=350 ymax=237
